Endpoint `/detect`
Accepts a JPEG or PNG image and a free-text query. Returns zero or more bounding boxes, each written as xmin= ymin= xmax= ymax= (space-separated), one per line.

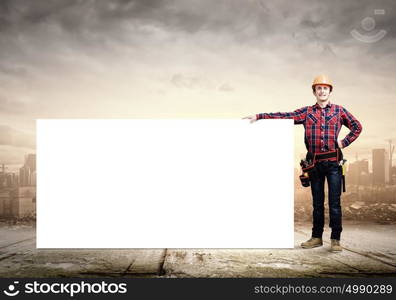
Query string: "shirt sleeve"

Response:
xmin=256 ymin=106 xmax=307 ymax=125
xmin=340 ymin=106 xmax=363 ymax=148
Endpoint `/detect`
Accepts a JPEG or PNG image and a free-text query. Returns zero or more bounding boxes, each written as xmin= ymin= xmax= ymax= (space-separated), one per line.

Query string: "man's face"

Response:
xmin=314 ymin=84 xmax=331 ymax=102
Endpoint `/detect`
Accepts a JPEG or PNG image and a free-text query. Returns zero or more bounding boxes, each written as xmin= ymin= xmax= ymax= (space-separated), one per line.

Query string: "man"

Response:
xmin=243 ymin=75 xmax=362 ymax=252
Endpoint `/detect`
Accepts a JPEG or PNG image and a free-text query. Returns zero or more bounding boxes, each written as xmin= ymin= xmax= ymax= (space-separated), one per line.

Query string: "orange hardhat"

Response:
xmin=312 ymin=75 xmax=333 ymax=92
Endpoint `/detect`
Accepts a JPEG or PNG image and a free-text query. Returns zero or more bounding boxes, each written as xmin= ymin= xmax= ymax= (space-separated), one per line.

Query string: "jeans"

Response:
xmin=309 ymin=160 xmax=343 ymax=240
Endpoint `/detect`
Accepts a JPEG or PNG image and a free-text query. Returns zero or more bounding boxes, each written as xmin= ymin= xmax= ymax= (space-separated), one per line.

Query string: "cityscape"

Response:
xmin=0 ymin=154 xmax=36 ymax=219
xmin=294 ymin=145 xmax=396 ymax=224
xmin=1 ymin=146 xmax=395 ymax=222
xmin=294 ymin=145 xmax=396 ymax=189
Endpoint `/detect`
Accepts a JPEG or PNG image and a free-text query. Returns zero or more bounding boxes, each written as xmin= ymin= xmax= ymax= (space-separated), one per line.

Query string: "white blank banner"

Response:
xmin=37 ymin=119 xmax=294 ymax=248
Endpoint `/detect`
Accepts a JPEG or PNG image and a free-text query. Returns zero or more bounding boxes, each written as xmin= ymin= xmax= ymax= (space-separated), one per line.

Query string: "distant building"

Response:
xmin=0 ymin=187 xmax=36 ymax=218
xmin=372 ymin=149 xmax=389 ymax=185
xmin=0 ymin=172 xmax=18 ymax=188
xmin=0 ymin=189 xmax=13 ymax=217
xmin=19 ymin=154 xmax=36 ymax=186
xmin=347 ymin=159 xmax=369 ymax=185
xmin=392 ymin=166 xmax=396 ymax=184
xmin=13 ymin=187 xmax=36 ymax=218
xmin=25 ymin=154 xmax=36 ymax=172
xmin=1 ymin=153 xmax=36 ymax=217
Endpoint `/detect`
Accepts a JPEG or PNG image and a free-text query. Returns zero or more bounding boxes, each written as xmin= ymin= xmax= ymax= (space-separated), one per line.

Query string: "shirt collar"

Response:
xmin=313 ymin=101 xmax=332 ymax=110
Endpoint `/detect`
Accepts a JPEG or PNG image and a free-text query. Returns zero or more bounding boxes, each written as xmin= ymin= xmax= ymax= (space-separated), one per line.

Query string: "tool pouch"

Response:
xmin=299 ymin=158 xmax=316 ymax=188
xmin=299 ymin=174 xmax=310 ymax=187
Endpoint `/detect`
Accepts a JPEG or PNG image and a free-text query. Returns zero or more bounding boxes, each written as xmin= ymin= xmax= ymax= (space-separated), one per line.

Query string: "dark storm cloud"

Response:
xmin=0 ymin=0 xmax=395 ymax=66
xmin=296 ymin=0 xmax=396 ymax=42
xmin=0 ymin=0 xmax=394 ymax=121
xmin=1 ymin=0 xmax=393 ymax=37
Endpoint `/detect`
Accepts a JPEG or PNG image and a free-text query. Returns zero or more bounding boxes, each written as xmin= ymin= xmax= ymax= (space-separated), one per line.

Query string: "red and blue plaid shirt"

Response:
xmin=256 ymin=102 xmax=363 ymax=154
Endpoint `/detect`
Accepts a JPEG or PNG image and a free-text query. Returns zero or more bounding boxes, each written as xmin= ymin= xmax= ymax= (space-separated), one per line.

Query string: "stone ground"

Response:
xmin=0 ymin=221 xmax=395 ymax=278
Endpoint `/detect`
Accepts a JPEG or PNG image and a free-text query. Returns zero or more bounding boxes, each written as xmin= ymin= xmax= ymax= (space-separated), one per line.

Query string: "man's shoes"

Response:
xmin=330 ymin=239 xmax=342 ymax=252
xmin=301 ymin=237 xmax=323 ymax=249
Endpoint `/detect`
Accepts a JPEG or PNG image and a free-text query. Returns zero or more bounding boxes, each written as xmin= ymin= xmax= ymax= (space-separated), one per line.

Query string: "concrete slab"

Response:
xmin=164 ymin=225 xmax=396 ymax=278
xmin=0 ymin=222 xmax=395 ymax=278
xmin=0 ymin=225 xmax=35 ymax=248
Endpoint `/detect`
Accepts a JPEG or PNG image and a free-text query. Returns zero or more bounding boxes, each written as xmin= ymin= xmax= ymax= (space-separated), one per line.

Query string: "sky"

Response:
xmin=1 ymin=0 xmax=395 ymax=169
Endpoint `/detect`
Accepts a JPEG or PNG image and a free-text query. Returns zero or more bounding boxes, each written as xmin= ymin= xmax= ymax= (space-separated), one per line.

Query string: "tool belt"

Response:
xmin=299 ymin=149 xmax=346 ymax=192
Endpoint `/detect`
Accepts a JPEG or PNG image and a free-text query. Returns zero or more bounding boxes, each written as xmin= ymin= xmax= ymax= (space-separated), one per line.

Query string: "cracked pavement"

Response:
xmin=0 ymin=221 xmax=395 ymax=278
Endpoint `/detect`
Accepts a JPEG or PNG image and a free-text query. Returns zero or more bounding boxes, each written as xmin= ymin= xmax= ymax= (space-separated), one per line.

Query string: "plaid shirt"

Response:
xmin=256 ymin=102 xmax=363 ymax=154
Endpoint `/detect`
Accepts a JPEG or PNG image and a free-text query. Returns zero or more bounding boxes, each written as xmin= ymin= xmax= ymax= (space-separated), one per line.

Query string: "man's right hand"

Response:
xmin=242 ymin=115 xmax=258 ymax=123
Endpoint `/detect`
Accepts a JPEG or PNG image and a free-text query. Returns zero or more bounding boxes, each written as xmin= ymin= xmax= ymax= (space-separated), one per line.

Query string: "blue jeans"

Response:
xmin=309 ymin=160 xmax=343 ymax=240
